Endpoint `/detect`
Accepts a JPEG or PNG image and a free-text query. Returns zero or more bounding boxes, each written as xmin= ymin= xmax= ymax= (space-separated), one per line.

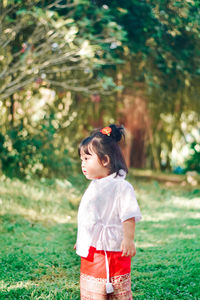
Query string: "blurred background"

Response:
xmin=0 ymin=0 xmax=200 ymax=180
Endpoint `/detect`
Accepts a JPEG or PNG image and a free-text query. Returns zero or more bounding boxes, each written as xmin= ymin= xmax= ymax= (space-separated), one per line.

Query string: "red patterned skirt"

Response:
xmin=80 ymin=247 xmax=133 ymax=300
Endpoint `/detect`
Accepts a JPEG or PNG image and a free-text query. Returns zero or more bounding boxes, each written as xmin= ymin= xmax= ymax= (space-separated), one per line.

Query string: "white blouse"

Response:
xmin=76 ymin=169 xmax=142 ymax=258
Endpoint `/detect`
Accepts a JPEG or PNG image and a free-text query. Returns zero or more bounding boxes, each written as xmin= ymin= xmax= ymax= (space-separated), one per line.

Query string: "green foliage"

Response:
xmin=184 ymin=142 xmax=200 ymax=173
xmin=0 ymin=0 xmax=128 ymax=179
xmin=0 ymin=0 xmax=126 ymax=100
xmin=0 ymin=119 xmax=75 ymax=179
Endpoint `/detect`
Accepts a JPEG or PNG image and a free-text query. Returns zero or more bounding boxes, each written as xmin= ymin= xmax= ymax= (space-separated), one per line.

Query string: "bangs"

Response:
xmin=78 ymin=137 xmax=93 ymax=156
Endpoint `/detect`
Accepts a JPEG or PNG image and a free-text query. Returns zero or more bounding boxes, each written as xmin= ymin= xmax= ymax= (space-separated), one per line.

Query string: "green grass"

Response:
xmin=0 ymin=173 xmax=200 ymax=299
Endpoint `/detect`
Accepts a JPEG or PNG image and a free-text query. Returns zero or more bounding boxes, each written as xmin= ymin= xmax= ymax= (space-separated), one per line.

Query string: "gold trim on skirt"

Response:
xmin=80 ymin=273 xmax=133 ymax=300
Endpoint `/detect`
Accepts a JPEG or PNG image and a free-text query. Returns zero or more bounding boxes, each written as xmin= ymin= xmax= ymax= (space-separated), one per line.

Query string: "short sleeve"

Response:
xmin=118 ymin=181 xmax=142 ymax=223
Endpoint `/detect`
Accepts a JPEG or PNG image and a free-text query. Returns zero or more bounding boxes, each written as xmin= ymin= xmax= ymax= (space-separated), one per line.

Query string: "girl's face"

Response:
xmin=80 ymin=146 xmax=110 ymax=180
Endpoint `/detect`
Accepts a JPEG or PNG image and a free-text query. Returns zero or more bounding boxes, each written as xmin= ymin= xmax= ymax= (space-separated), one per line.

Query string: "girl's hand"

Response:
xmin=121 ymin=217 xmax=136 ymax=257
xmin=120 ymin=238 xmax=136 ymax=257
xmin=73 ymin=243 xmax=76 ymax=250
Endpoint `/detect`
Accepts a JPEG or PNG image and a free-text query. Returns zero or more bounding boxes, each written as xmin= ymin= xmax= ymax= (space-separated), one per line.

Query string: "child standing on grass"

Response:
xmin=76 ymin=124 xmax=141 ymax=300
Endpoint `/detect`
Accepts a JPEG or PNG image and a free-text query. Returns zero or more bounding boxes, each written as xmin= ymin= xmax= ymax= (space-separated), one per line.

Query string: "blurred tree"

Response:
xmin=95 ymin=0 xmax=200 ymax=170
xmin=0 ymin=0 xmax=125 ymax=123
xmin=0 ymin=0 xmax=199 ymax=178
xmin=0 ymin=0 xmax=126 ymax=178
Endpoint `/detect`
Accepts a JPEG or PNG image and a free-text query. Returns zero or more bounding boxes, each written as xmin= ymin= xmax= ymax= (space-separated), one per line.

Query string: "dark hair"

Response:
xmin=78 ymin=124 xmax=128 ymax=175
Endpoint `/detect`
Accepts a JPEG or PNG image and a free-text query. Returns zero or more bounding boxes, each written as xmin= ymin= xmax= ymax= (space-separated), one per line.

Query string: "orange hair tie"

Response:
xmin=100 ymin=126 xmax=112 ymax=136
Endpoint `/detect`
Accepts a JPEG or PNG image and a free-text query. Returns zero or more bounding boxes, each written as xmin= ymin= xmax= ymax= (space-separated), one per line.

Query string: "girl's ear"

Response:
xmin=102 ymin=155 xmax=110 ymax=167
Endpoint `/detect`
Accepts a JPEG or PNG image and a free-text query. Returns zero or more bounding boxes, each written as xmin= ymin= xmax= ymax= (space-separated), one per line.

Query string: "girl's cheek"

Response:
xmin=82 ymin=160 xmax=87 ymax=167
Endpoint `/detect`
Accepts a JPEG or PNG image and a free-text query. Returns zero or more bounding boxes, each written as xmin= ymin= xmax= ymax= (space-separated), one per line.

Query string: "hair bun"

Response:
xmin=109 ymin=124 xmax=124 ymax=142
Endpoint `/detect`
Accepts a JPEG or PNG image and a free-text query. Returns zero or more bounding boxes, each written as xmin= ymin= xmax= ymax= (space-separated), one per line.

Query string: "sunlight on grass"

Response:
xmin=186 ymin=224 xmax=200 ymax=229
xmin=0 ymin=177 xmax=81 ymax=224
xmin=1 ymin=203 xmax=74 ymax=224
xmin=187 ymin=212 xmax=200 ymax=219
xmin=0 ymin=280 xmax=38 ymax=292
xmin=169 ymin=233 xmax=197 ymax=239
xmin=136 ymin=242 xmax=155 ymax=248
xmin=142 ymin=212 xmax=179 ymax=221
xmin=172 ymin=196 xmax=200 ymax=209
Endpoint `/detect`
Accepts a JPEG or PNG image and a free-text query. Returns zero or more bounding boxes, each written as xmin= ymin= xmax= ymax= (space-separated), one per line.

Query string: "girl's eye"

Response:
xmin=81 ymin=155 xmax=91 ymax=162
xmin=81 ymin=157 xmax=88 ymax=161
xmin=85 ymin=156 xmax=91 ymax=160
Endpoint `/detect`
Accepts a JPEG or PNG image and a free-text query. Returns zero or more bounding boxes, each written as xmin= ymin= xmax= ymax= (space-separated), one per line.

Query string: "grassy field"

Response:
xmin=0 ymin=172 xmax=199 ymax=299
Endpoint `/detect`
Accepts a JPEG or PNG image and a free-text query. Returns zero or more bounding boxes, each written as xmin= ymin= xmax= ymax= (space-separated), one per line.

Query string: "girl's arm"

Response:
xmin=120 ymin=217 xmax=136 ymax=257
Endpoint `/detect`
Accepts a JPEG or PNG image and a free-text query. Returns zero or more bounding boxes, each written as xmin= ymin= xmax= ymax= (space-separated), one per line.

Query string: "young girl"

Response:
xmin=76 ymin=124 xmax=141 ymax=300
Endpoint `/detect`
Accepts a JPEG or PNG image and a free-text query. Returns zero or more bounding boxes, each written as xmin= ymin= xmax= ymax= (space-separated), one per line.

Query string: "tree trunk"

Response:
xmin=119 ymin=84 xmax=151 ymax=169
xmin=130 ymin=128 xmax=146 ymax=168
